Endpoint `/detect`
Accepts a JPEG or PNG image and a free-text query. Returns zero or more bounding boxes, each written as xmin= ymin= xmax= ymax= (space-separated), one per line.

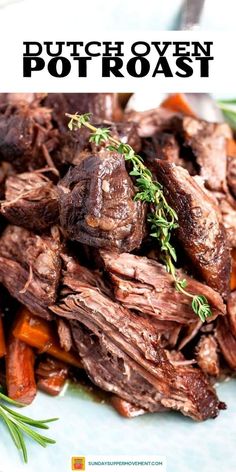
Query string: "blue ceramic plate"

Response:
xmin=0 ymin=379 xmax=236 ymax=472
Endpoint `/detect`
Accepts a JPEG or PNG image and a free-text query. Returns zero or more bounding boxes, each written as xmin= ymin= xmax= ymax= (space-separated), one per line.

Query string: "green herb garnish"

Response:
xmin=66 ymin=112 xmax=212 ymax=322
xmin=0 ymin=391 xmax=58 ymax=463
xmin=218 ymin=99 xmax=236 ymax=129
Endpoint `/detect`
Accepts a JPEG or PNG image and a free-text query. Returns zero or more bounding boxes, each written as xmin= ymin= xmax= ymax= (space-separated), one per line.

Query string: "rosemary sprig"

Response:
xmin=0 ymin=390 xmax=58 ymax=463
xmin=66 ymin=112 xmax=212 ymax=322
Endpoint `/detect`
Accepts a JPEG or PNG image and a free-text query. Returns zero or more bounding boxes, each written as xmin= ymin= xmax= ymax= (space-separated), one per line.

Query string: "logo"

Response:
xmin=71 ymin=456 xmax=86 ymax=470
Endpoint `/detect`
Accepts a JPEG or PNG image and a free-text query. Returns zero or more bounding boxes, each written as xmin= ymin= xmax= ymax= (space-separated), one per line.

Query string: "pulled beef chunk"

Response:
xmin=178 ymin=319 xmax=203 ymax=350
xmin=53 ymin=121 xmax=141 ymax=168
xmin=216 ymin=315 xmax=236 ymax=370
xmin=0 ymin=104 xmax=58 ymax=172
xmin=0 ymin=93 xmax=46 ymax=109
xmin=50 ymin=276 xmax=223 ymax=420
xmin=142 ymin=132 xmax=181 ymax=165
xmin=125 ymin=107 xmax=179 ymax=137
xmin=56 ymin=318 xmax=73 ymax=352
xmin=227 ymin=291 xmax=236 ymax=337
xmin=1 ymin=172 xmax=59 ymax=231
xmin=0 ymin=226 xmax=62 ymax=319
xmin=177 ymin=116 xmax=231 ymax=192
xmin=0 ymin=161 xmax=14 ymax=199
xmin=58 ymin=151 xmax=146 ymax=251
xmin=61 ymin=252 xmax=112 ymax=298
xmin=70 ymin=322 xmax=170 ymax=414
xmin=218 ymin=197 xmax=236 ymax=248
xmin=196 ymin=335 xmax=220 ymax=377
xmin=227 ymin=156 xmax=236 ymax=198
xmin=101 ymin=252 xmax=226 ymax=324
xmin=153 ymin=161 xmax=231 ymax=299
xmin=44 ymin=93 xmax=123 ymax=131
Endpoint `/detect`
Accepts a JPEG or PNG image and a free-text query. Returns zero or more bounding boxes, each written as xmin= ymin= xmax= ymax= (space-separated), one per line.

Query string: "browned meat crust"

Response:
xmin=58 ymin=151 xmax=146 ymax=251
xmin=153 ymin=161 xmax=231 ymax=299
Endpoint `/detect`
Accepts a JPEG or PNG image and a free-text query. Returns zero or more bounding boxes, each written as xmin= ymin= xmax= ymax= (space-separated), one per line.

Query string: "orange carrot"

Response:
xmin=13 ymin=308 xmax=81 ymax=368
xmin=161 ymin=93 xmax=196 ymax=117
xmin=227 ymin=139 xmax=236 ymax=158
xmin=6 ymin=335 xmax=36 ymax=405
xmin=0 ymin=317 xmax=6 ymax=358
xmin=231 ymin=249 xmax=236 ymax=291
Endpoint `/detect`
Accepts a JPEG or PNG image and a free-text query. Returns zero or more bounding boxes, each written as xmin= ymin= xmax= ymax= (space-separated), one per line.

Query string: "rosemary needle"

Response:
xmin=66 ymin=112 xmax=212 ymax=322
xmin=0 ymin=391 xmax=58 ymax=463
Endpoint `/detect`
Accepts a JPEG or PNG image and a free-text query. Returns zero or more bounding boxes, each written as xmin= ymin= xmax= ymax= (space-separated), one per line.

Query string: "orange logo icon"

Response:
xmin=71 ymin=456 xmax=86 ymax=470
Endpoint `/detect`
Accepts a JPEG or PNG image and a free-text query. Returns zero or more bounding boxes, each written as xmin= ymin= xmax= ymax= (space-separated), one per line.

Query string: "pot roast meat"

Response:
xmin=53 ymin=121 xmax=141 ymax=168
xmin=44 ymin=93 xmax=123 ymax=132
xmin=0 ymin=93 xmax=46 ymax=109
xmin=216 ymin=315 xmax=236 ymax=370
xmin=50 ymin=275 xmax=224 ymax=420
xmin=218 ymin=197 xmax=236 ymax=248
xmin=61 ymin=252 xmax=113 ymax=299
xmin=177 ymin=116 xmax=231 ymax=192
xmin=58 ymin=151 xmax=146 ymax=251
xmin=0 ymin=226 xmax=62 ymax=319
xmin=0 ymin=161 xmax=14 ymax=199
xmin=153 ymin=161 xmax=231 ymax=299
xmin=126 ymin=107 xmax=179 ymax=137
xmin=227 ymin=156 xmax=236 ymax=199
xmin=1 ymin=172 xmax=59 ymax=232
xmin=70 ymin=321 xmax=170 ymax=414
xmin=227 ymin=291 xmax=236 ymax=337
xmin=56 ymin=318 xmax=73 ymax=352
xmin=101 ymin=252 xmax=226 ymax=324
xmin=0 ymin=103 xmax=59 ymax=172
xmin=195 ymin=335 xmax=220 ymax=377
xmin=142 ymin=132 xmax=183 ymax=167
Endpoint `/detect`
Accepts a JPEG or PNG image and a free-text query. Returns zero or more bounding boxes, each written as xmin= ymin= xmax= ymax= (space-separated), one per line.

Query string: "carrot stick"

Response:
xmin=0 ymin=317 xmax=6 ymax=358
xmin=227 ymin=139 xmax=236 ymax=158
xmin=231 ymin=249 xmax=236 ymax=291
xmin=13 ymin=308 xmax=81 ymax=368
xmin=161 ymin=93 xmax=196 ymax=117
xmin=6 ymin=335 xmax=36 ymax=405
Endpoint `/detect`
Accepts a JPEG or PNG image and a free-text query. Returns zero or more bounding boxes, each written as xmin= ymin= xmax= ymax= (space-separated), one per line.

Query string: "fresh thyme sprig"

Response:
xmin=0 ymin=390 xmax=58 ymax=463
xmin=66 ymin=112 xmax=212 ymax=322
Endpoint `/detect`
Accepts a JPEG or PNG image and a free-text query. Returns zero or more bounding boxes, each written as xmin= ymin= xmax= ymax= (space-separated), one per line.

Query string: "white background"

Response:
xmin=0 ymin=31 xmax=234 ymax=92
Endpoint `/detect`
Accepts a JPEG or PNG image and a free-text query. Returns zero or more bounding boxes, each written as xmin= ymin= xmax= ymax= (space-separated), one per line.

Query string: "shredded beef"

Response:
xmin=0 ymin=103 xmax=59 ymax=172
xmin=50 ymin=275 xmax=224 ymax=420
xmin=1 ymin=172 xmax=59 ymax=231
xmin=176 ymin=116 xmax=231 ymax=192
xmin=100 ymin=251 xmax=226 ymax=323
xmin=0 ymin=226 xmax=62 ymax=319
xmin=195 ymin=335 xmax=220 ymax=377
